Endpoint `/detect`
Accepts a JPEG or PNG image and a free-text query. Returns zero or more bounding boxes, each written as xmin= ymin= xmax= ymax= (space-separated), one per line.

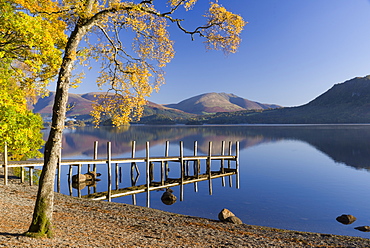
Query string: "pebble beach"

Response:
xmin=1 ymin=174 xmax=370 ymax=247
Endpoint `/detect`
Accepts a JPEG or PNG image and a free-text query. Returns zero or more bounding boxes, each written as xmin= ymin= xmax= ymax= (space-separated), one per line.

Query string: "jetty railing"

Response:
xmin=2 ymin=140 xmax=239 ymax=207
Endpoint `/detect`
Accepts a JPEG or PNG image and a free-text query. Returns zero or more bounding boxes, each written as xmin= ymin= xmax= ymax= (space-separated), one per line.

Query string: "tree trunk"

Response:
xmin=26 ymin=23 xmax=88 ymax=238
xmin=25 ymin=1 xmax=132 ymax=237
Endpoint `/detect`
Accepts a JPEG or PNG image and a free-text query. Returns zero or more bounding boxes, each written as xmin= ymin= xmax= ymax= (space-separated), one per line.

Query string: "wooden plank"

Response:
xmin=5 ymin=155 xmax=236 ymax=168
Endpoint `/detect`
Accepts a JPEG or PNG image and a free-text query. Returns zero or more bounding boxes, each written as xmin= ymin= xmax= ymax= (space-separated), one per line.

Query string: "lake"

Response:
xmin=46 ymin=124 xmax=370 ymax=238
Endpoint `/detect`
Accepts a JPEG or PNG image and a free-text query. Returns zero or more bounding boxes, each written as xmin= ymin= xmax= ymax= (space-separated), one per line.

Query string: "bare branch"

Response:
xmin=161 ymin=0 xmax=185 ymax=16
xmin=95 ymin=24 xmax=136 ymax=74
xmin=175 ymin=21 xmax=218 ymax=40
xmin=132 ymin=3 xmax=219 ymax=41
xmin=140 ymin=0 xmax=153 ymax=4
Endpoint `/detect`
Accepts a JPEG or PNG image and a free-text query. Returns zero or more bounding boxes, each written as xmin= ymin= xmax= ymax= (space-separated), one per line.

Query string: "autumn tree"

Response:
xmin=0 ymin=0 xmax=66 ymax=160
xmin=0 ymin=77 xmax=44 ymax=160
xmin=8 ymin=0 xmax=246 ymax=238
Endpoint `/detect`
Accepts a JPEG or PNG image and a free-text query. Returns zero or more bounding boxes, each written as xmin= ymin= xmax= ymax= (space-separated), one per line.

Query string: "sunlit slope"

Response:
xmin=165 ymin=92 xmax=280 ymax=115
xmin=201 ymin=76 xmax=370 ymax=124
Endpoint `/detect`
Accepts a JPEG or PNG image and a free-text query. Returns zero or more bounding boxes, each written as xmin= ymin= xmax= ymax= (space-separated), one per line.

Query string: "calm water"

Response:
xmin=47 ymin=124 xmax=370 ymax=238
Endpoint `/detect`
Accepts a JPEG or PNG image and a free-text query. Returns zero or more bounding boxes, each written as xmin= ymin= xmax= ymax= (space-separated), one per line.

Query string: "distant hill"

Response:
xmin=218 ymin=93 xmax=280 ymax=110
xmin=198 ymin=75 xmax=370 ymax=124
xmin=32 ymin=92 xmax=195 ymax=121
xmin=32 ymin=91 xmax=280 ymax=120
xmin=304 ymin=75 xmax=370 ymax=108
xmin=164 ymin=92 xmax=280 ymax=115
xmin=33 ymin=76 xmax=370 ymax=124
xmin=33 ymin=92 xmax=94 ymax=116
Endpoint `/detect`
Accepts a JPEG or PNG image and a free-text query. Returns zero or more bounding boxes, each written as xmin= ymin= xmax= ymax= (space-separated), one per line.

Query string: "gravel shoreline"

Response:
xmin=1 ymin=176 xmax=370 ymax=247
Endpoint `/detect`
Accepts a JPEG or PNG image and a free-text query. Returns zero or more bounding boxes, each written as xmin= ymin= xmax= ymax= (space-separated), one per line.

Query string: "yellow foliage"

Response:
xmin=0 ymin=74 xmax=43 ymax=160
xmin=168 ymin=0 xmax=198 ymax=10
xmin=204 ymin=2 xmax=246 ymax=54
xmin=0 ymin=0 xmax=67 ymax=99
xmin=87 ymin=1 xmax=244 ymax=125
xmin=2 ymin=0 xmax=245 ymax=127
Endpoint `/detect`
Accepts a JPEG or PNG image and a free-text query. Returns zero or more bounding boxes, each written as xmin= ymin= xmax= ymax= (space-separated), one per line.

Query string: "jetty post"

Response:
xmin=93 ymin=141 xmax=98 ymax=173
xmin=236 ymin=141 xmax=240 ymax=189
xmin=68 ymin=164 xmax=73 ymax=196
xmin=160 ymin=151 xmax=165 ymax=185
xmin=207 ymin=141 xmax=213 ymax=195
xmin=57 ymin=148 xmax=61 ymax=191
xmin=165 ymin=141 xmax=169 ymax=180
xmin=193 ymin=141 xmax=198 ymax=192
xmin=221 ymin=141 xmax=226 ymax=187
xmin=107 ymin=142 xmax=112 ymax=202
xmin=29 ymin=166 xmax=34 ymax=186
xmin=131 ymin=141 xmax=137 ymax=205
xmin=146 ymin=141 xmax=150 ymax=207
xmin=77 ymin=164 xmax=81 ymax=179
xmin=20 ymin=167 xmax=24 ymax=183
xmin=180 ymin=141 xmax=184 ymax=201
xmin=115 ymin=161 xmax=119 ymax=190
xmin=3 ymin=142 xmax=8 ymax=185
xmin=77 ymin=164 xmax=82 ymax=197
xmin=131 ymin=141 xmax=139 ymax=175
xmin=228 ymin=141 xmax=233 ymax=187
xmin=160 ymin=141 xmax=169 ymax=185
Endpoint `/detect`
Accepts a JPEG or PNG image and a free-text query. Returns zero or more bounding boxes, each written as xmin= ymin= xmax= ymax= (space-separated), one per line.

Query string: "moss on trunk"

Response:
xmin=25 ymin=198 xmax=53 ymax=238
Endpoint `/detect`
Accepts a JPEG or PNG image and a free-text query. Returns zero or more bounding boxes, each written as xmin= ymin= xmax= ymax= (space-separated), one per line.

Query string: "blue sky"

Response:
xmin=66 ymin=0 xmax=370 ymax=107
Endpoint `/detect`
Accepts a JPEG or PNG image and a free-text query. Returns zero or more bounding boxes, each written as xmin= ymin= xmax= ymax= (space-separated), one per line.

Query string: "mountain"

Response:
xmin=32 ymin=75 xmax=370 ymax=124
xmin=218 ymin=93 xmax=280 ymax=110
xmin=32 ymin=91 xmax=280 ymax=119
xmin=304 ymin=75 xmax=370 ymax=108
xmin=31 ymin=92 xmax=103 ymax=119
xmin=199 ymin=75 xmax=370 ymax=124
xmin=164 ymin=92 xmax=280 ymax=115
xmin=32 ymin=92 xmax=195 ymax=121
xmin=33 ymin=92 xmax=94 ymax=116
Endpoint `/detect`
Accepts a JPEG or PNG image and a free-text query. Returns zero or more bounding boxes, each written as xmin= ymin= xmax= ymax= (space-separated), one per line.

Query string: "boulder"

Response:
xmin=161 ymin=188 xmax=177 ymax=205
xmin=336 ymin=214 xmax=357 ymax=225
xmin=355 ymin=226 xmax=370 ymax=232
xmin=72 ymin=171 xmax=101 ymax=182
xmin=84 ymin=171 xmax=101 ymax=180
xmin=218 ymin=208 xmax=235 ymax=222
xmin=225 ymin=216 xmax=243 ymax=224
xmin=72 ymin=173 xmax=87 ymax=182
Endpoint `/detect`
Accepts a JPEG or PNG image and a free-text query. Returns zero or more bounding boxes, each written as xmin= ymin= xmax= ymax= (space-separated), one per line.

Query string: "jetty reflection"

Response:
xmin=67 ymin=140 xmax=240 ymax=207
xmin=56 ymin=125 xmax=370 ymax=170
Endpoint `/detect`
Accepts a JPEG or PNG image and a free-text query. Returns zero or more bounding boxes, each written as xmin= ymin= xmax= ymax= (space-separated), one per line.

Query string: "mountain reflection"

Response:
xmin=49 ymin=124 xmax=370 ymax=170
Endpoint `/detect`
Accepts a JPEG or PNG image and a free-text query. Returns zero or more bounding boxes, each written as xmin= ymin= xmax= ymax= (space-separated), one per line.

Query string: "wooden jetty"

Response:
xmin=2 ymin=140 xmax=239 ymax=207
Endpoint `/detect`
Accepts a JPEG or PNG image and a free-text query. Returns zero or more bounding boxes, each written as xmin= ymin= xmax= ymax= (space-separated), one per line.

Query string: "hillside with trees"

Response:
xmin=191 ymin=75 xmax=370 ymax=124
xmin=33 ymin=76 xmax=370 ymax=125
xmin=32 ymin=92 xmax=195 ymax=125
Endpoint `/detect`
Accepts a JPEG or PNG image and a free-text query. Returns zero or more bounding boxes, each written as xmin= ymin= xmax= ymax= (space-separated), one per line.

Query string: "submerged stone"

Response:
xmin=161 ymin=188 xmax=177 ymax=205
xmin=336 ymin=214 xmax=357 ymax=225
xmin=355 ymin=226 xmax=370 ymax=232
